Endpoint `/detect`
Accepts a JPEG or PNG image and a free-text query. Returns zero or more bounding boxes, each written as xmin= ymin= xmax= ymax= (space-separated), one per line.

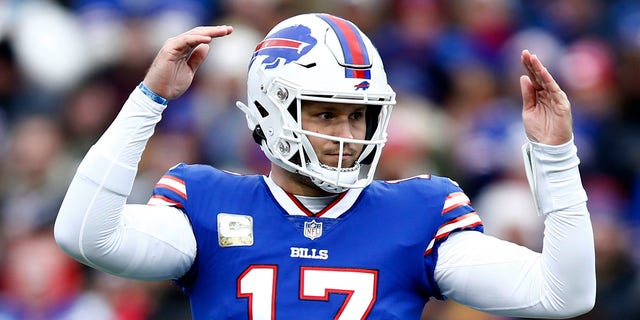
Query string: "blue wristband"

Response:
xmin=138 ymin=82 xmax=168 ymax=105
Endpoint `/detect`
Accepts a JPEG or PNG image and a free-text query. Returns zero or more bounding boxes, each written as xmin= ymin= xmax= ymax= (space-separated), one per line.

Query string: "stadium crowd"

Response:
xmin=0 ymin=0 xmax=638 ymax=319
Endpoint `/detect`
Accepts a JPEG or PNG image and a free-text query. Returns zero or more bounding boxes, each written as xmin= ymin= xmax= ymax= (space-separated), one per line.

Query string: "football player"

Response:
xmin=55 ymin=13 xmax=595 ymax=319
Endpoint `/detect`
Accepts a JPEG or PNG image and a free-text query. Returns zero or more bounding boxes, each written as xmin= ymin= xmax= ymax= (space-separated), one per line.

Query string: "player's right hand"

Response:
xmin=520 ymin=49 xmax=573 ymax=146
xmin=142 ymin=26 xmax=234 ymax=101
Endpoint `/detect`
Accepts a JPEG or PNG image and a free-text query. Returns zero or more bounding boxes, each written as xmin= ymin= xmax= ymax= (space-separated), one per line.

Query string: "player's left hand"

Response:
xmin=520 ymin=49 xmax=573 ymax=145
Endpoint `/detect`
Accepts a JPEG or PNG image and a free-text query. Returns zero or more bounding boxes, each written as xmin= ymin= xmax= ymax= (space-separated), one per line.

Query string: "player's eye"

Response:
xmin=318 ymin=112 xmax=333 ymax=120
xmin=350 ymin=111 xmax=364 ymax=121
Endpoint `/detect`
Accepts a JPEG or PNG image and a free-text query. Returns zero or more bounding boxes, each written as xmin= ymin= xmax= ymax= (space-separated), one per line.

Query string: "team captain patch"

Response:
xmin=217 ymin=213 xmax=254 ymax=247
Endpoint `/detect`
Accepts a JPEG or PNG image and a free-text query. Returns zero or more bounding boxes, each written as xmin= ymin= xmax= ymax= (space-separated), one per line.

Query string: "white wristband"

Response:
xmin=522 ymin=138 xmax=588 ymax=216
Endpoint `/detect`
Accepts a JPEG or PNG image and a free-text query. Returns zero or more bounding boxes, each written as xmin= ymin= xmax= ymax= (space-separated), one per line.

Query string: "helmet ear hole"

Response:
xmin=252 ymin=125 xmax=266 ymax=144
xmin=255 ymin=101 xmax=270 ymax=118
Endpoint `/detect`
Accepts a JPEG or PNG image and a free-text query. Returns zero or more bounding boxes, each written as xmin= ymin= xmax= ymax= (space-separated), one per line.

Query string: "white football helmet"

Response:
xmin=236 ymin=13 xmax=396 ymax=193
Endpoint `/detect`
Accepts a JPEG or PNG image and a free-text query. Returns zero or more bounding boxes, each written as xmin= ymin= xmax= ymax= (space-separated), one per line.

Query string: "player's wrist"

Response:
xmin=522 ymin=138 xmax=587 ymax=216
xmin=138 ymin=82 xmax=168 ymax=106
xmin=527 ymin=135 xmax=574 ymax=153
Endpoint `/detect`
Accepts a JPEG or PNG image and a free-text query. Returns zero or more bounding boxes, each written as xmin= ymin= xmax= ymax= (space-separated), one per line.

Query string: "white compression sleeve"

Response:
xmin=54 ymin=87 xmax=197 ymax=280
xmin=434 ymin=139 xmax=595 ymax=318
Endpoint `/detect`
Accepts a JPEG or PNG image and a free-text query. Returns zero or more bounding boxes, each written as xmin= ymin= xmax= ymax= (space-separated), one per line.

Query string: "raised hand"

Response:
xmin=142 ymin=26 xmax=233 ymax=101
xmin=520 ymin=49 xmax=573 ymax=145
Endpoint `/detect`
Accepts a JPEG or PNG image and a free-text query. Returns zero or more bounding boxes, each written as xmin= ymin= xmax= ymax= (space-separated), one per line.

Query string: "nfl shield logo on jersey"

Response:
xmin=304 ymin=220 xmax=323 ymax=240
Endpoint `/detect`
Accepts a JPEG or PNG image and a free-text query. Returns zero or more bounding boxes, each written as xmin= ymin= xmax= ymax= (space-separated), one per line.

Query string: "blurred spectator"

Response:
xmin=474 ymin=170 xmax=543 ymax=251
xmin=90 ymin=273 xmax=159 ymax=320
xmin=599 ymin=1 xmax=640 ymax=237
xmin=371 ymin=0 xmax=452 ymax=103
xmin=69 ymin=0 xmax=219 ymax=68
xmin=446 ymin=0 xmax=519 ymax=69
xmin=191 ymin=13 xmax=270 ymax=173
xmin=60 ymin=69 xmax=123 ymax=160
xmin=10 ymin=0 xmax=93 ymax=94
xmin=0 ymin=116 xmax=75 ymax=242
xmin=0 ymin=230 xmax=114 ymax=319
xmin=217 ymin=0 xmax=299 ymax=34
xmin=527 ymin=0 xmax=608 ymax=42
xmin=320 ymin=0 xmax=389 ymax=35
xmin=556 ymin=37 xmax=622 ymax=174
xmin=444 ymin=58 xmax=521 ymax=196
xmin=0 ymin=40 xmax=22 ymax=121
xmin=129 ymin=129 xmax=203 ymax=204
xmin=377 ymin=94 xmax=452 ymax=180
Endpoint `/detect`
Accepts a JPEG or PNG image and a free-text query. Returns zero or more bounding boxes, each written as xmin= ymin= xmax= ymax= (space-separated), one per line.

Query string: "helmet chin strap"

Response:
xmin=306 ymin=162 xmax=360 ymax=193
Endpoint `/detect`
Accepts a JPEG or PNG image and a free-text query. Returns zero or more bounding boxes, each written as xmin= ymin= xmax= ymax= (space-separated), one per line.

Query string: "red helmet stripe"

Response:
xmin=318 ymin=14 xmax=371 ymax=79
xmin=254 ymin=38 xmax=305 ymax=52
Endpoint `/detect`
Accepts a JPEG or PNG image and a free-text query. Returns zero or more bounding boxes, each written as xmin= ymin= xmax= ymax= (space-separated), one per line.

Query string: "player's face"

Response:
xmin=301 ymin=101 xmax=367 ymax=168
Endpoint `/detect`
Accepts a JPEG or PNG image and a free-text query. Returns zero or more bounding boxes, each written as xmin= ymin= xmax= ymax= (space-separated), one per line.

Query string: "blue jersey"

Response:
xmin=149 ymin=164 xmax=483 ymax=319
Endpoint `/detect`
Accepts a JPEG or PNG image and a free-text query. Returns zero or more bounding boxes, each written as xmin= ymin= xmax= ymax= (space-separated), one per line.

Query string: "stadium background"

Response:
xmin=0 ymin=0 xmax=638 ymax=319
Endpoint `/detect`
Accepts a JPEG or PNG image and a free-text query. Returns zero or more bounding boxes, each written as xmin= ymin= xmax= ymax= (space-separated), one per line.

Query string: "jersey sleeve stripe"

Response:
xmin=155 ymin=175 xmax=187 ymax=200
xmin=148 ymin=194 xmax=184 ymax=208
xmin=442 ymin=192 xmax=471 ymax=215
xmin=424 ymin=212 xmax=483 ymax=256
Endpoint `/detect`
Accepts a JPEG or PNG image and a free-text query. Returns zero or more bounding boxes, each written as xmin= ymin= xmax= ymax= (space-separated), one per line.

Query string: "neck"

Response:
xmin=270 ymin=164 xmax=335 ymax=197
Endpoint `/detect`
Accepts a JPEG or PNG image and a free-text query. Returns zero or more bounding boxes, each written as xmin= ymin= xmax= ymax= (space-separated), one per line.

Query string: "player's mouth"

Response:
xmin=322 ymin=152 xmax=357 ymax=168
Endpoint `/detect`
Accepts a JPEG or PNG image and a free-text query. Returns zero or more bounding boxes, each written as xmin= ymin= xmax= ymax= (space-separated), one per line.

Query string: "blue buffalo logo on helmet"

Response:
xmin=249 ymin=24 xmax=318 ymax=70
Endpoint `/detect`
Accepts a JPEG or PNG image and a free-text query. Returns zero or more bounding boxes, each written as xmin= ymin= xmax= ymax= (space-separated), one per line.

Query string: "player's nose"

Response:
xmin=330 ymin=119 xmax=355 ymax=139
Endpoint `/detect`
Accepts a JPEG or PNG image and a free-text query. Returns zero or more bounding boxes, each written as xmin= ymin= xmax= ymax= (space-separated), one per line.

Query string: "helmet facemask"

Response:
xmin=236 ymin=13 xmax=396 ymax=193
xmin=291 ymin=96 xmax=391 ymax=193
